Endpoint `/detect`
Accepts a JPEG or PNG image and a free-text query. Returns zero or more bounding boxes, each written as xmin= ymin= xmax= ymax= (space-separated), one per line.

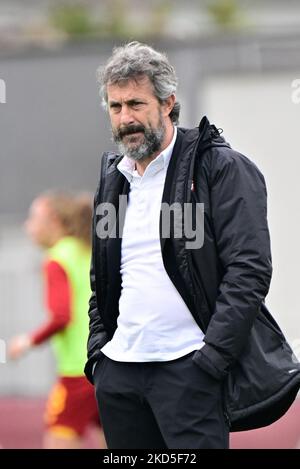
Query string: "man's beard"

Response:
xmin=112 ymin=116 xmax=166 ymax=162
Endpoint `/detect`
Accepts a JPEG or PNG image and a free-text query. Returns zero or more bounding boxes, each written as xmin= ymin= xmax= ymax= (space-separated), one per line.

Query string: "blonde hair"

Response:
xmin=39 ymin=190 xmax=93 ymax=246
xmin=73 ymin=192 xmax=93 ymax=246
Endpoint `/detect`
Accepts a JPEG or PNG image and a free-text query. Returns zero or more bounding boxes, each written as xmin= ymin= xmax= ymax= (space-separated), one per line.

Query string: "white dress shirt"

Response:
xmin=101 ymin=127 xmax=205 ymax=362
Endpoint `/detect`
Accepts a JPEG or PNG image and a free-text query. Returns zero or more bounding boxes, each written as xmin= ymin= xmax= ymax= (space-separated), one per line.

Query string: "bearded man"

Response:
xmin=85 ymin=42 xmax=300 ymax=449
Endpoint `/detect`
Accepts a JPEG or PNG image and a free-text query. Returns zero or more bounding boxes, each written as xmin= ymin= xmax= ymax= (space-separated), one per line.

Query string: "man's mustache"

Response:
xmin=116 ymin=125 xmax=145 ymax=140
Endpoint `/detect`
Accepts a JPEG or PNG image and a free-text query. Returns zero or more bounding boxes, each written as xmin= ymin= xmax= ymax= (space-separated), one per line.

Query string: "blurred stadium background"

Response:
xmin=0 ymin=0 xmax=300 ymax=448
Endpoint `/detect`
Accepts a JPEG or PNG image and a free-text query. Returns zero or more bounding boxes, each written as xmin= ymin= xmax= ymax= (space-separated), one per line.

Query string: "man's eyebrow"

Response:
xmin=126 ymin=99 xmax=145 ymax=104
xmin=109 ymin=98 xmax=146 ymax=106
xmin=109 ymin=100 xmax=121 ymax=106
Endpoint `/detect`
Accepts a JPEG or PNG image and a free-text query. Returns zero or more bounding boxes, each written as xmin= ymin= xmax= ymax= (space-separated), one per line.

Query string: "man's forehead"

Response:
xmin=107 ymin=76 xmax=155 ymax=99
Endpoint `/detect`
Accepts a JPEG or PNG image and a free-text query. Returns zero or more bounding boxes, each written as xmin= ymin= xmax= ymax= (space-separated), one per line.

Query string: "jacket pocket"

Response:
xmin=224 ymin=313 xmax=299 ymax=430
xmin=256 ymin=303 xmax=285 ymax=341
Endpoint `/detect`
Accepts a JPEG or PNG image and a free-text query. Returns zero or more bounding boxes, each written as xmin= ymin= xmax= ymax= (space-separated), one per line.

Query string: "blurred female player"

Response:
xmin=8 ymin=191 xmax=106 ymax=449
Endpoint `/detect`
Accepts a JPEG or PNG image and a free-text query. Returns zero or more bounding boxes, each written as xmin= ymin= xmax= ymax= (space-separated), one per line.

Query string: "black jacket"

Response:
xmin=85 ymin=116 xmax=300 ymax=431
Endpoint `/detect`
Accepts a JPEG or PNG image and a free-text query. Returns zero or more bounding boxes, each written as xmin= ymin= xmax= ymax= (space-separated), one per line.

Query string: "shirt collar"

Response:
xmin=117 ymin=126 xmax=177 ymax=182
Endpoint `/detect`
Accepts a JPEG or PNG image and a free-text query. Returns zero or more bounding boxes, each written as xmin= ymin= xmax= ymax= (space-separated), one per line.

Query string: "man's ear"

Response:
xmin=162 ymin=94 xmax=176 ymax=118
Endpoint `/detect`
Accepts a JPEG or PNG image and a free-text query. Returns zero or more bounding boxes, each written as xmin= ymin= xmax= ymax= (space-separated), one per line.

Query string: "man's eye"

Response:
xmin=131 ymin=102 xmax=143 ymax=109
xmin=110 ymin=104 xmax=121 ymax=112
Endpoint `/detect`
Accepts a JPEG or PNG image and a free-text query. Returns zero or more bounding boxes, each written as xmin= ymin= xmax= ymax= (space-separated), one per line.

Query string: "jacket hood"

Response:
xmin=178 ymin=115 xmax=231 ymax=153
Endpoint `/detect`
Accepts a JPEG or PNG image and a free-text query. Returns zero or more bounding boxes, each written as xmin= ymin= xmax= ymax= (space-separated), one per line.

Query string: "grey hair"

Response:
xmin=97 ymin=41 xmax=180 ymax=125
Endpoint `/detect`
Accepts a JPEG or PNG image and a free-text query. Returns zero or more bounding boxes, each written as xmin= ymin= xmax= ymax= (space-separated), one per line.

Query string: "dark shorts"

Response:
xmin=44 ymin=376 xmax=101 ymax=437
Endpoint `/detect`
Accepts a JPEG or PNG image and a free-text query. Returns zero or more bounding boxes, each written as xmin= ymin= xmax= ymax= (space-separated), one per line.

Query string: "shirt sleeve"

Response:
xmin=30 ymin=260 xmax=72 ymax=345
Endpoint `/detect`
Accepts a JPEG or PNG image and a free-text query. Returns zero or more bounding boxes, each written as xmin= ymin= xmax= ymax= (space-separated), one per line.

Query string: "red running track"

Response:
xmin=0 ymin=398 xmax=100 ymax=449
xmin=0 ymin=397 xmax=299 ymax=449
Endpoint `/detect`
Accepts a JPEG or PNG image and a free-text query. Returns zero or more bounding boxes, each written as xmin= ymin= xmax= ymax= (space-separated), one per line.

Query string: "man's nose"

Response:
xmin=119 ymin=105 xmax=135 ymax=126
